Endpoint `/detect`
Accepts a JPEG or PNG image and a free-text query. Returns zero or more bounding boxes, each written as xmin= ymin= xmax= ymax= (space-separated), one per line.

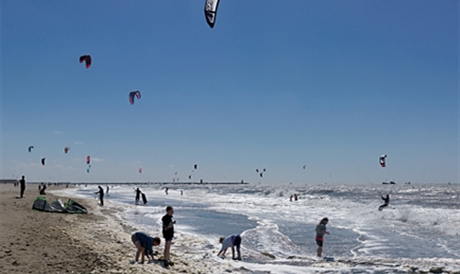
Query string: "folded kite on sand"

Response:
xmin=32 ymin=197 xmax=87 ymax=214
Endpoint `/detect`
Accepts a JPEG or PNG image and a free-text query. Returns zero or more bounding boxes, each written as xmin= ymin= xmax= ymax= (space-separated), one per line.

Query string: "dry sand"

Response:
xmin=0 ymin=184 xmax=237 ymax=274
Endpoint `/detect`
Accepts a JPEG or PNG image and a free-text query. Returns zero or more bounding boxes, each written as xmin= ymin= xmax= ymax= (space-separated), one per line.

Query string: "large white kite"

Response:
xmin=204 ymin=0 xmax=220 ymax=28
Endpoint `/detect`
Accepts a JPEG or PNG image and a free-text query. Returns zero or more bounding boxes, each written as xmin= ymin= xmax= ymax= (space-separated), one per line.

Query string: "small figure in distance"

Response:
xmin=217 ymin=234 xmax=242 ymax=260
xmin=378 ymin=194 xmax=390 ymax=211
xmin=131 ymin=232 xmax=161 ymax=264
xmin=315 ymin=217 xmax=330 ymax=257
xmin=135 ymin=188 xmax=142 ymax=205
xmin=95 ymin=186 xmax=104 ymax=206
xmin=19 ymin=175 xmax=26 ymax=198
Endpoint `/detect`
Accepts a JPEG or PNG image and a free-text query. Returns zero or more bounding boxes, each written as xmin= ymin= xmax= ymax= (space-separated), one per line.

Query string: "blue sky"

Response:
xmin=1 ymin=0 xmax=458 ymax=184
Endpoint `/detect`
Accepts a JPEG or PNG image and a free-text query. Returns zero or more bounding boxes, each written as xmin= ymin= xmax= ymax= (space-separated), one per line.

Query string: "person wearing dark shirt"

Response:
xmin=131 ymin=232 xmax=161 ymax=263
xmin=95 ymin=186 xmax=104 ymax=206
xmin=19 ymin=176 xmax=26 ymax=198
xmin=135 ymin=188 xmax=142 ymax=205
xmin=378 ymin=194 xmax=390 ymax=211
xmin=161 ymin=206 xmax=175 ymax=267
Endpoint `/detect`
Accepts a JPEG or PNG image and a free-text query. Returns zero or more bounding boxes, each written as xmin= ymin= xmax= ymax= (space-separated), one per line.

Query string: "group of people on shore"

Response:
xmin=130 ymin=205 xmax=242 ymax=267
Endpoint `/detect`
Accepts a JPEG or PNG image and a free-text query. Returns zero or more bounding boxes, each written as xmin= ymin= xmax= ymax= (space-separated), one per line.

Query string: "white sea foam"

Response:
xmin=53 ymin=183 xmax=460 ymax=273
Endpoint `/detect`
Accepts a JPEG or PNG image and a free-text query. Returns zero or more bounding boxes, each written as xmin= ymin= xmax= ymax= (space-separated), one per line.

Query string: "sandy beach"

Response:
xmin=0 ymin=184 xmax=238 ymax=274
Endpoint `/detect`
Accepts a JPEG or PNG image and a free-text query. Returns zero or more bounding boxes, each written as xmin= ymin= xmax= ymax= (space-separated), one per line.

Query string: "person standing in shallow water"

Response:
xmin=315 ymin=217 xmax=329 ymax=257
xmin=95 ymin=186 xmax=104 ymax=206
xmin=19 ymin=175 xmax=26 ymax=198
xmin=162 ymin=206 xmax=175 ymax=267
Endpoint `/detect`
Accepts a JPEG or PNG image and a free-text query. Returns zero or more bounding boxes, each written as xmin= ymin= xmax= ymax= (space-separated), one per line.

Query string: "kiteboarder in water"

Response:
xmin=378 ymin=194 xmax=390 ymax=211
xmin=315 ymin=217 xmax=330 ymax=257
xmin=95 ymin=186 xmax=104 ymax=206
xmin=135 ymin=188 xmax=142 ymax=205
xmin=131 ymin=232 xmax=161 ymax=264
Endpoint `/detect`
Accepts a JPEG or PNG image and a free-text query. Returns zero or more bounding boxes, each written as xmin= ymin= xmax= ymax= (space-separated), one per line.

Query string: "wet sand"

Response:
xmin=0 ymin=184 xmax=236 ymax=273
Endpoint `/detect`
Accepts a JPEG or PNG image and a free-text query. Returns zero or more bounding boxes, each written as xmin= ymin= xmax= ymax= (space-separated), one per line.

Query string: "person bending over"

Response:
xmin=131 ymin=232 xmax=161 ymax=263
xmin=217 ymin=234 xmax=242 ymax=260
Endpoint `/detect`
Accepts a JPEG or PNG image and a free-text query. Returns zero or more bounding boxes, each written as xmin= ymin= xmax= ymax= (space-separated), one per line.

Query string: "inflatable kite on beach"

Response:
xmin=204 ymin=0 xmax=220 ymax=28
xmin=41 ymin=158 xmax=46 ymax=166
xmin=79 ymin=55 xmax=92 ymax=68
xmin=86 ymin=156 xmax=90 ymax=165
xmin=129 ymin=90 xmax=141 ymax=105
xmin=33 ymin=197 xmax=87 ymax=214
xmin=28 ymin=146 xmax=34 ymax=153
xmin=379 ymin=155 xmax=387 ymax=167
xmin=64 ymin=146 xmax=70 ymax=154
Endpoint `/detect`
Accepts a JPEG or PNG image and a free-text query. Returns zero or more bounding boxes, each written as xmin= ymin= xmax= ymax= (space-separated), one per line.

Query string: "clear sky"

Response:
xmin=1 ymin=0 xmax=458 ymax=184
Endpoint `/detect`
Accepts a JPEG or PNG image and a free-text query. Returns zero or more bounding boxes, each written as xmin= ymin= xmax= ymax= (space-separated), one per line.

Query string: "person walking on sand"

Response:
xmin=162 ymin=206 xmax=175 ymax=267
xmin=95 ymin=186 xmax=104 ymax=206
xmin=106 ymin=185 xmax=110 ymax=196
xmin=315 ymin=217 xmax=329 ymax=257
xmin=217 ymin=234 xmax=242 ymax=260
xmin=378 ymin=194 xmax=390 ymax=211
xmin=131 ymin=232 xmax=161 ymax=264
xmin=19 ymin=175 xmax=26 ymax=198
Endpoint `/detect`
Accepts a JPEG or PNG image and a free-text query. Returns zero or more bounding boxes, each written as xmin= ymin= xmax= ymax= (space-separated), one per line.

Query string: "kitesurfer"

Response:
xmin=315 ymin=217 xmax=329 ymax=257
xmin=19 ymin=175 xmax=26 ymax=198
xmin=217 ymin=234 xmax=242 ymax=260
xmin=131 ymin=232 xmax=161 ymax=264
xmin=378 ymin=194 xmax=390 ymax=211
xmin=162 ymin=206 xmax=175 ymax=267
xmin=95 ymin=186 xmax=104 ymax=206
xmin=165 ymin=187 xmax=169 ymax=195
xmin=135 ymin=188 xmax=142 ymax=205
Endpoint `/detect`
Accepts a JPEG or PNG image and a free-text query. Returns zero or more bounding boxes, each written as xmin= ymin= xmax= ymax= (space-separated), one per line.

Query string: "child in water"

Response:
xmin=315 ymin=217 xmax=330 ymax=257
xmin=217 ymin=234 xmax=242 ymax=260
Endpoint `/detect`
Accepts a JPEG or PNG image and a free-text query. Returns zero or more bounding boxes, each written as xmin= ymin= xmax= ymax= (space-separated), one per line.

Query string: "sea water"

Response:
xmin=57 ymin=183 xmax=460 ymax=272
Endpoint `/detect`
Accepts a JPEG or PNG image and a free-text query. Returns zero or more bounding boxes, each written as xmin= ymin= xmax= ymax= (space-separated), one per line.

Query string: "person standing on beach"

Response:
xmin=19 ymin=175 xmax=26 ymax=198
xmin=162 ymin=206 xmax=175 ymax=267
xmin=217 ymin=234 xmax=242 ymax=260
xmin=315 ymin=217 xmax=329 ymax=257
xmin=106 ymin=185 xmax=109 ymax=196
xmin=131 ymin=232 xmax=161 ymax=263
xmin=95 ymin=186 xmax=104 ymax=206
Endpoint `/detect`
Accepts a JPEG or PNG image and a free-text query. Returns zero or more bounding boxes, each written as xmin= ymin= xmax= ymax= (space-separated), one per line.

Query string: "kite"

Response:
xmin=28 ymin=146 xmax=34 ymax=153
xmin=86 ymin=156 xmax=90 ymax=165
xmin=79 ymin=55 xmax=92 ymax=68
xmin=189 ymin=175 xmax=192 ymax=179
xmin=303 ymin=165 xmax=306 ymax=169
xmin=379 ymin=155 xmax=387 ymax=167
xmin=194 ymin=164 xmax=198 ymax=170
xmin=256 ymin=168 xmax=266 ymax=178
xmin=204 ymin=0 xmax=220 ymax=28
xmin=139 ymin=168 xmax=142 ymax=173
xmin=41 ymin=158 xmax=46 ymax=166
xmin=129 ymin=90 xmax=141 ymax=105
xmin=64 ymin=146 xmax=70 ymax=154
